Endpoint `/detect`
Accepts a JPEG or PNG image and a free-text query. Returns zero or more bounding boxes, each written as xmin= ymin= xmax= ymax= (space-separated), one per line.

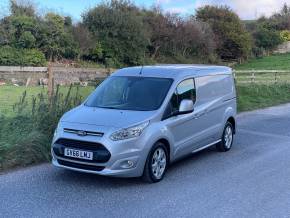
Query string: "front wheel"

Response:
xmin=142 ymin=142 xmax=168 ymax=183
xmin=216 ymin=122 xmax=234 ymax=152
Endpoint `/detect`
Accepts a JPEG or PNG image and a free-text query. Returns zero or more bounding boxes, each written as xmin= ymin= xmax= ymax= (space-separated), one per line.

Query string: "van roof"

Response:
xmin=112 ymin=64 xmax=232 ymax=79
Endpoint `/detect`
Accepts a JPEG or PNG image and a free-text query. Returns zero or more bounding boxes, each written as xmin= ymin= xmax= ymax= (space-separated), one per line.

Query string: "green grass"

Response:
xmin=235 ymin=53 xmax=290 ymax=70
xmin=237 ymin=84 xmax=290 ymax=111
xmin=0 ymin=85 xmax=96 ymax=171
xmin=0 ymin=85 xmax=95 ymax=117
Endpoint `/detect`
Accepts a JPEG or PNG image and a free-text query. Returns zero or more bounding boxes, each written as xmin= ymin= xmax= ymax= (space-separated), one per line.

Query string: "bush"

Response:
xmin=196 ymin=5 xmax=252 ymax=61
xmin=280 ymin=30 xmax=290 ymax=41
xmin=22 ymin=49 xmax=47 ymax=66
xmin=0 ymin=46 xmax=46 ymax=66
xmin=253 ymin=27 xmax=283 ymax=50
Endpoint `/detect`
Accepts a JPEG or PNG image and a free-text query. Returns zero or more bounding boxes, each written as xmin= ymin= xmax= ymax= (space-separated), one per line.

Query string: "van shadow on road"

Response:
xmin=51 ymin=145 xmax=220 ymax=188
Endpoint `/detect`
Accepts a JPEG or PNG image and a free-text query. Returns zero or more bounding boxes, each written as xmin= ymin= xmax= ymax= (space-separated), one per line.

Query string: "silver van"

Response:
xmin=52 ymin=65 xmax=237 ymax=183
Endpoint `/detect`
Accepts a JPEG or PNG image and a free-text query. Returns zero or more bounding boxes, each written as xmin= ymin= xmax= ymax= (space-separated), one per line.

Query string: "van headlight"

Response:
xmin=110 ymin=121 xmax=149 ymax=141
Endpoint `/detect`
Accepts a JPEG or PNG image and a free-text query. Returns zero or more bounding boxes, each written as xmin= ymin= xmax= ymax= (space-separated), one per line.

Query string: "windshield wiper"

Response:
xmin=98 ymin=106 xmax=119 ymax=109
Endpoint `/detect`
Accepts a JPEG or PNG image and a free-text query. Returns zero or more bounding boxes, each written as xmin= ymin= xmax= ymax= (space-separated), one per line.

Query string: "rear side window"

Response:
xmin=163 ymin=79 xmax=196 ymax=118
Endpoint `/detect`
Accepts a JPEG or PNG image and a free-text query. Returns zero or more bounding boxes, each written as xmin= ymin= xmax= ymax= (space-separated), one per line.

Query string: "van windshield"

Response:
xmin=85 ymin=76 xmax=173 ymax=111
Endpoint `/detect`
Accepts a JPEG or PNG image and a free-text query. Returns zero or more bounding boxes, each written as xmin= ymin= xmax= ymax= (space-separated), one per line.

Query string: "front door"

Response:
xmin=162 ymin=78 xmax=209 ymax=158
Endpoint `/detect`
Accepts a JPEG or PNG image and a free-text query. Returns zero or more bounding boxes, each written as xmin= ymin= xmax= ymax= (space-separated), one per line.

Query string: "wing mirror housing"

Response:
xmin=171 ymin=99 xmax=194 ymax=116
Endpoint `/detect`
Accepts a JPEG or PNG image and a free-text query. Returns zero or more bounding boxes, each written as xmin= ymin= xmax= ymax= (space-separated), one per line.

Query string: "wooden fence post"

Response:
xmin=48 ymin=62 xmax=54 ymax=98
xmin=251 ymin=72 xmax=255 ymax=83
xmin=274 ymin=72 xmax=277 ymax=83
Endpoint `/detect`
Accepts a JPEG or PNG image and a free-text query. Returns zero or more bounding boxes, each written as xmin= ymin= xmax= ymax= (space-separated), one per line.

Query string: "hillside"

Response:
xmin=235 ymin=53 xmax=290 ymax=70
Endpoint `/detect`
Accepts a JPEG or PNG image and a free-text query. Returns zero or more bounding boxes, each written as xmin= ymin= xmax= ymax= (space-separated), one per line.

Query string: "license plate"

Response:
xmin=64 ymin=148 xmax=93 ymax=160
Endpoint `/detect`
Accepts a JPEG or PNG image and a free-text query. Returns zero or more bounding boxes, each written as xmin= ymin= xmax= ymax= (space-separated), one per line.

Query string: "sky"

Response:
xmin=1 ymin=0 xmax=290 ymax=20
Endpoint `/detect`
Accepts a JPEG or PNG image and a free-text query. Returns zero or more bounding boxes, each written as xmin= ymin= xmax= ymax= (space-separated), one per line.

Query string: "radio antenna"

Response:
xmin=139 ymin=65 xmax=144 ymax=75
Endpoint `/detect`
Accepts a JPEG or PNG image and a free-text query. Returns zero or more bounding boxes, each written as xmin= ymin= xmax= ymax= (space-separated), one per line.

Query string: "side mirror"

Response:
xmin=179 ymin=99 xmax=194 ymax=114
xmin=170 ymin=99 xmax=194 ymax=117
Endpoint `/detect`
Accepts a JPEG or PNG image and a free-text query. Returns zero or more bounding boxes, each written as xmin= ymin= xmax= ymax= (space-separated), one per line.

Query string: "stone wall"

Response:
xmin=0 ymin=66 xmax=111 ymax=86
xmin=273 ymin=41 xmax=290 ymax=54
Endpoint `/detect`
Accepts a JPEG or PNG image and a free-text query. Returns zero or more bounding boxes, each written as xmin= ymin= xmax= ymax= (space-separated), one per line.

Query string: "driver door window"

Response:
xmin=164 ymin=78 xmax=196 ymax=119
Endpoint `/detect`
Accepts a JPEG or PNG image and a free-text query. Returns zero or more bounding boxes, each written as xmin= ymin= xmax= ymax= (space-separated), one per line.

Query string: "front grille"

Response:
xmin=57 ymin=159 xmax=105 ymax=171
xmin=55 ymin=138 xmax=108 ymax=151
xmin=64 ymin=128 xmax=104 ymax=137
xmin=53 ymin=138 xmax=111 ymax=163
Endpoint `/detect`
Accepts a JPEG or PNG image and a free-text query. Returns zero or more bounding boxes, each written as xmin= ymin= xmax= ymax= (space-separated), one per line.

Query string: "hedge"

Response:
xmin=0 ymin=46 xmax=46 ymax=66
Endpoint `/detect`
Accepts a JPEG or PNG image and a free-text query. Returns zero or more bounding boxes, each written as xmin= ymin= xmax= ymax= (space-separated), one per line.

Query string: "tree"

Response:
xmin=196 ymin=5 xmax=252 ymax=61
xmin=17 ymin=31 xmax=36 ymax=48
xmin=142 ymin=7 xmax=172 ymax=59
xmin=254 ymin=27 xmax=282 ymax=50
xmin=83 ymin=0 xmax=148 ymax=66
xmin=141 ymin=7 xmax=217 ymax=63
xmin=268 ymin=3 xmax=290 ymax=30
xmin=38 ymin=13 xmax=78 ymax=61
xmin=10 ymin=15 xmax=37 ymax=48
xmin=72 ymin=24 xmax=95 ymax=60
xmin=10 ymin=0 xmax=35 ymax=17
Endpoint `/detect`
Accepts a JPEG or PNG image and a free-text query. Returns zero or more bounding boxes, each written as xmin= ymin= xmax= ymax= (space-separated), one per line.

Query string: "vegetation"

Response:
xmin=245 ymin=3 xmax=290 ymax=57
xmin=0 ymin=85 xmax=94 ymax=117
xmin=237 ymin=84 xmax=290 ymax=111
xmin=196 ymin=6 xmax=252 ymax=61
xmin=0 ymin=46 xmax=46 ymax=66
xmin=280 ymin=30 xmax=290 ymax=41
xmin=235 ymin=53 xmax=290 ymax=70
xmin=0 ymin=0 xmax=78 ymax=65
xmin=0 ymin=85 xmax=94 ymax=170
xmin=1 ymin=1 xmax=290 ymax=66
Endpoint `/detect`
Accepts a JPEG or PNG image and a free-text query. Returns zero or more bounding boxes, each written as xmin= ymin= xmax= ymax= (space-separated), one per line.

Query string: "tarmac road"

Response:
xmin=1 ymin=103 xmax=290 ymax=218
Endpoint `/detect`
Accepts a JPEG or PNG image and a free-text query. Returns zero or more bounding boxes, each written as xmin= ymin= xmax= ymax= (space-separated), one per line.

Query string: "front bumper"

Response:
xmin=52 ymin=156 xmax=142 ymax=177
xmin=51 ymin=130 xmax=149 ymax=178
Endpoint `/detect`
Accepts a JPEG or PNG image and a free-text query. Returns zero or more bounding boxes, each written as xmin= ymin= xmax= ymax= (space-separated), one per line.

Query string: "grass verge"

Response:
xmin=237 ymin=84 xmax=290 ymax=111
xmin=0 ymin=85 xmax=94 ymax=171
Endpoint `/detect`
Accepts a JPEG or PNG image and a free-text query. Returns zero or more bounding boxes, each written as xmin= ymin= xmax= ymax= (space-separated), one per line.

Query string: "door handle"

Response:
xmin=194 ymin=110 xmax=207 ymax=119
xmin=194 ymin=112 xmax=206 ymax=119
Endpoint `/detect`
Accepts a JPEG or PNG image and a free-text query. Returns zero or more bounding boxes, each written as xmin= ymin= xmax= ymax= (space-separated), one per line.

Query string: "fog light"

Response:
xmin=120 ymin=160 xmax=134 ymax=169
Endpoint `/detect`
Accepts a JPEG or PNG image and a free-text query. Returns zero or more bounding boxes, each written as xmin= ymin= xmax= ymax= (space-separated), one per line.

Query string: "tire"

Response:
xmin=142 ymin=142 xmax=169 ymax=183
xmin=216 ymin=122 xmax=234 ymax=152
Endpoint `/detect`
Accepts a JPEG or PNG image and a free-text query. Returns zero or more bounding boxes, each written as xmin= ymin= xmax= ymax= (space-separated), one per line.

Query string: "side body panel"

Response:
xmin=194 ymin=73 xmax=236 ymax=144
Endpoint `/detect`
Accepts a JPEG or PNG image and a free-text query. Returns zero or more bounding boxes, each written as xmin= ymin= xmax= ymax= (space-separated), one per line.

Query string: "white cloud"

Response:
xmin=194 ymin=0 xmax=290 ymax=20
xmin=166 ymin=7 xmax=188 ymax=14
xmin=156 ymin=0 xmax=172 ymax=4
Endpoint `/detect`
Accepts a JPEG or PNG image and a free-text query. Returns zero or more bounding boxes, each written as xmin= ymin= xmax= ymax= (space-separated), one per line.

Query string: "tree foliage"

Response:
xmin=0 ymin=46 xmax=46 ymax=66
xmin=196 ymin=5 xmax=252 ymax=61
xmin=1 ymin=0 xmax=288 ymax=67
xmin=83 ymin=0 xmax=148 ymax=66
xmin=280 ymin=30 xmax=290 ymax=41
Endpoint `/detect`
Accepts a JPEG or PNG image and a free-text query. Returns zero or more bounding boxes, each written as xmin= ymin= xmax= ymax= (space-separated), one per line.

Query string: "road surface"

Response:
xmin=1 ymin=104 xmax=290 ymax=218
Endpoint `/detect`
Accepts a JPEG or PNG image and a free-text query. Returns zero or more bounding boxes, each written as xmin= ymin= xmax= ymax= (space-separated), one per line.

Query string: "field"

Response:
xmin=0 ymin=86 xmax=95 ymax=117
xmin=235 ymin=53 xmax=290 ymax=70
